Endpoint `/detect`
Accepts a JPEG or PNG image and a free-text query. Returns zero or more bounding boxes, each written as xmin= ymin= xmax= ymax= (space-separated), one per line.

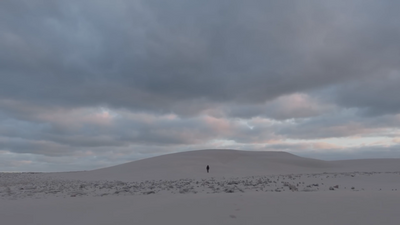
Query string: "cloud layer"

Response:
xmin=1 ymin=0 xmax=400 ymax=171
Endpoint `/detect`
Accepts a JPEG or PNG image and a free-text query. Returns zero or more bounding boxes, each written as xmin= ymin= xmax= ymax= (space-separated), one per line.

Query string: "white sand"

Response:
xmin=2 ymin=149 xmax=400 ymax=224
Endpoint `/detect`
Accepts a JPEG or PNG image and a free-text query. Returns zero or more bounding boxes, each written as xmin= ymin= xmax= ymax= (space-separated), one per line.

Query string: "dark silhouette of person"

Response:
xmin=206 ymin=165 xmax=210 ymax=173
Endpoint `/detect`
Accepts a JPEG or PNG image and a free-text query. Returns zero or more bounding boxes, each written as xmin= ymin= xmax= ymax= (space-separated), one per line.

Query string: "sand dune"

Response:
xmin=46 ymin=149 xmax=334 ymax=181
xmin=46 ymin=149 xmax=400 ymax=182
xmin=3 ymin=149 xmax=400 ymax=225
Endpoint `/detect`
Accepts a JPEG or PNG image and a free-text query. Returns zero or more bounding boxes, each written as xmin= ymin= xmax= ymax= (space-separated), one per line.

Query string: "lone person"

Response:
xmin=206 ymin=165 xmax=210 ymax=173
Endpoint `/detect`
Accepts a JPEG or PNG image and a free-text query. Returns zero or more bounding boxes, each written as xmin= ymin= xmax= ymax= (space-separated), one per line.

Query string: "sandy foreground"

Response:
xmin=1 ymin=149 xmax=400 ymax=225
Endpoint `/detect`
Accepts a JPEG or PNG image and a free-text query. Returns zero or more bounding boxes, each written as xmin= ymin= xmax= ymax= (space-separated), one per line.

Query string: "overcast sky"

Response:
xmin=1 ymin=0 xmax=400 ymax=172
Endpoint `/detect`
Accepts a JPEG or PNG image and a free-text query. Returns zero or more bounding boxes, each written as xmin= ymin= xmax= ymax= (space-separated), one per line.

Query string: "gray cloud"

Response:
xmin=1 ymin=0 xmax=399 ymax=113
xmin=334 ymin=73 xmax=400 ymax=116
xmin=277 ymin=111 xmax=400 ymax=140
xmin=1 ymin=0 xmax=400 ymax=171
